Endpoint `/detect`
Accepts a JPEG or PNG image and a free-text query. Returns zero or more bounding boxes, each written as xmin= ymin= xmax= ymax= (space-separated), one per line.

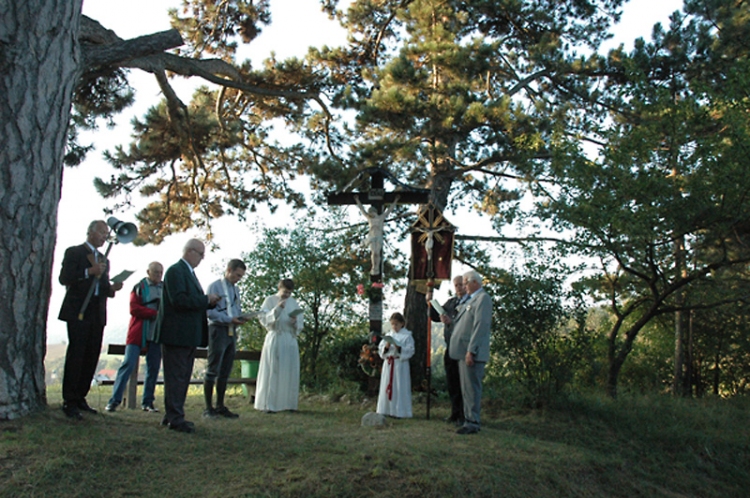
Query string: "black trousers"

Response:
xmin=62 ymin=312 xmax=104 ymax=405
xmin=162 ymin=344 xmax=196 ymax=425
xmin=444 ymin=349 xmax=463 ymax=420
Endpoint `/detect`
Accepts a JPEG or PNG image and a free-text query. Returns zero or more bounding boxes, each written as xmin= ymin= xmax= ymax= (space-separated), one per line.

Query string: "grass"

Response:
xmin=1 ymin=385 xmax=749 ymax=497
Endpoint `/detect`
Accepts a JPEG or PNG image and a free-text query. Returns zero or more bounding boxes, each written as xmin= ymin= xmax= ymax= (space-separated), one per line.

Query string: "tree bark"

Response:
xmin=0 ymin=0 xmax=83 ymax=419
xmin=673 ymin=235 xmax=688 ymax=397
xmin=404 ymin=282 xmax=429 ymax=390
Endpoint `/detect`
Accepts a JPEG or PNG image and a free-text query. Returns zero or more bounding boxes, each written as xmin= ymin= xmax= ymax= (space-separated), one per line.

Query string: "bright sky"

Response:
xmin=47 ymin=0 xmax=685 ymax=345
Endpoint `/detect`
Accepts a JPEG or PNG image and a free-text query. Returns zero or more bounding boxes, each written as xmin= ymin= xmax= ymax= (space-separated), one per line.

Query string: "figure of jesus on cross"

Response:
xmin=354 ymin=194 xmax=399 ymax=275
xmin=327 ymin=167 xmax=429 ymax=342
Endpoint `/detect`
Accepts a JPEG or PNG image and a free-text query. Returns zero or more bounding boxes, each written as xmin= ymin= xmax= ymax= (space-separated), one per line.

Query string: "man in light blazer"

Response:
xmin=449 ymin=270 xmax=492 ymax=435
xmin=154 ymin=238 xmax=220 ymax=433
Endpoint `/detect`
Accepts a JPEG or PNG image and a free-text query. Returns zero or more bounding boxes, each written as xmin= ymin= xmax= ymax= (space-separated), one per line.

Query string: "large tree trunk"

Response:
xmin=673 ymin=235 xmax=689 ymax=397
xmin=404 ymin=283 xmax=428 ymax=389
xmin=0 ymin=0 xmax=83 ymax=419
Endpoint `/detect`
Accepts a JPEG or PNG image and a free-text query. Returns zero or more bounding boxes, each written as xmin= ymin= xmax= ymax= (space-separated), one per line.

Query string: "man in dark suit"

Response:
xmin=58 ymin=220 xmax=124 ymax=419
xmin=426 ymin=275 xmax=467 ymax=426
xmin=449 ymin=270 xmax=492 ymax=435
xmin=154 ymin=238 xmax=220 ymax=434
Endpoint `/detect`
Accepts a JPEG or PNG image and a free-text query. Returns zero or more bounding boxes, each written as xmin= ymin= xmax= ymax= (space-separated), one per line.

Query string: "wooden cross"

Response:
xmin=327 ymin=167 xmax=429 ymax=341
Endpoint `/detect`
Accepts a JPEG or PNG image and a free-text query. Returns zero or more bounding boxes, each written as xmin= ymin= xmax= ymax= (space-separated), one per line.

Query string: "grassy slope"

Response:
xmin=1 ymin=387 xmax=748 ymax=498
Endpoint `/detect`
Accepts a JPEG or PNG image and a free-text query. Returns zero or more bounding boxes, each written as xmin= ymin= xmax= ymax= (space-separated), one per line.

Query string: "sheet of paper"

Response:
xmin=110 ymin=270 xmax=135 ymax=284
xmin=382 ymin=335 xmax=402 ymax=347
xmin=430 ymin=298 xmax=447 ymax=316
xmin=240 ymin=310 xmax=260 ymax=320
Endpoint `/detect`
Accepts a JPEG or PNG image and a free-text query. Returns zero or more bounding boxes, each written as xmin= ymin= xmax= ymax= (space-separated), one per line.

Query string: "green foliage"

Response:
xmin=319 ymin=334 xmax=372 ymax=392
xmin=235 ymin=211 xmax=369 ymax=386
xmin=535 ymin=2 xmax=750 ymax=395
xmin=487 ymin=263 xmax=592 ymax=407
xmin=70 ymin=1 xmax=750 ymax=400
xmin=65 ymin=68 xmax=134 ymax=166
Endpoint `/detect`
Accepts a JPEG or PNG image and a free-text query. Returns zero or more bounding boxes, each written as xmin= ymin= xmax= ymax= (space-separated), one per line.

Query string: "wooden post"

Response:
xmin=410 ymin=204 xmax=456 ymax=420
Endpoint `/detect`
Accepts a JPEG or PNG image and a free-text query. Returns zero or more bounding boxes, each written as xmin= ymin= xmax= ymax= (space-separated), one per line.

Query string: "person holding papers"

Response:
xmin=426 ymin=275 xmax=467 ymax=426
xmin=376 ymin=312 xmax=415 ymax=418
xmin=58 ymin=220 xmax=125 ymax=420
xmin=106 ymin=262 xmax=163 ymax=413
xmin=203 ymin=259 xmax=249 ymax=419
xmin=254 ymin=278 xmax=303 ymax=412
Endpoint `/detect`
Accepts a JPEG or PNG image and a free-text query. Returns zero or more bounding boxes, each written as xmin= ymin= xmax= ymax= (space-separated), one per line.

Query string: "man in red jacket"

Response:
xmin=105 ymin=262 xmax=164 ymax=412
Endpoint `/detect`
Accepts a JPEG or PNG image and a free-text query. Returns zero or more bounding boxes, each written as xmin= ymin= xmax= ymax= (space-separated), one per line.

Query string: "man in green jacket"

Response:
xmin=154 ymin=239 xmax=220 ymax=433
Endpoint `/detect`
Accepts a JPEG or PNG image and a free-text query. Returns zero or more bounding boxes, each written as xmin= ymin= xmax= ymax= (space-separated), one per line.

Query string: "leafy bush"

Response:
xmin=487 ymin=264 xmax=592 ymax=407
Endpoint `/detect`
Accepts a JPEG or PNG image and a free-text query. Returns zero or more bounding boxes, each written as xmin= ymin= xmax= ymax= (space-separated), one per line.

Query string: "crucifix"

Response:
xmin=327 ymin=167 xmax=429 ymax=342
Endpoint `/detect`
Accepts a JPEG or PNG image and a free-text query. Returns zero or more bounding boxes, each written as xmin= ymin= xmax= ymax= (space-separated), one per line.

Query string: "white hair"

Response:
xmin=463 ymin=270 xmax=483 ymax=286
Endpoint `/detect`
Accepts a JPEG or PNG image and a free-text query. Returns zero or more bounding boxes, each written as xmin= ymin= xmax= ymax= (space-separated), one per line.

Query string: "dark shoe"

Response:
xmin=456 ymin=425 xmax=480 ymax=435
xmin=203 ymin=408 xmax=219 ymax=419
xmin=78 ymin=400 xmax=98 ymax=414
xmin=169 ymin=421 xmax=195 ymax=434
xmin=160 ymin=417 xmax=169 ymax=426
xmin=142 ymin=404 xmax=159 ymax=413
xmin=62 ymin=403 xmax=83 ymax=420
xmin=215 ymin=406 xmax=239 ymax=419
xmin=105 ymin=403 xmax=117 ymax=412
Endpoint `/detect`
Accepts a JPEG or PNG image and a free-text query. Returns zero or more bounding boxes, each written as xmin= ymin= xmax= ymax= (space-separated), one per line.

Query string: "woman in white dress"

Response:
xmin=376 ymin=312 xmax=415 ymax=418
xmin=254 ymin=278 xmax=303 ymax=412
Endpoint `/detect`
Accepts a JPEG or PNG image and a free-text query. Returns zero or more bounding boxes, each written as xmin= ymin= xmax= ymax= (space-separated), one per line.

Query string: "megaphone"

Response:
xmin=107 ymin=216 xmax=138 ymax=244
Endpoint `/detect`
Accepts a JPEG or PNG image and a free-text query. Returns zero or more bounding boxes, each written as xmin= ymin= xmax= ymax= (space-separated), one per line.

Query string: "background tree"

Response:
xmin=0 ymin=0 xmax=335 ymax=419
xmin=0 ymin=1 xmax=184 ymax=419
xmin=537 ymin=3 xmax=750 ymax=397
xmin=236 ymin=212 xmax=369 ymax=385
xmin=487 ymin=260 xmax=591 ymax=407
xmin=95 ymin=0 xmax=630 ymax=391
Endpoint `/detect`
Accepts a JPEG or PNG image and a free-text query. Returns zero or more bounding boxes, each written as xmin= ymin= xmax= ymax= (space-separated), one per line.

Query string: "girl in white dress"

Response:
xmin=376 ymin=312 xmax=415 ymax=418
xmin=254 ymin=278 xmax=303 ymax=412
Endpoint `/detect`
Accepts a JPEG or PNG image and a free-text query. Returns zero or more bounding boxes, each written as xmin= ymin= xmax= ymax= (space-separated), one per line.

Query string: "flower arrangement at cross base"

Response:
xmin=358 ymin=342 xmax=383 ymax=377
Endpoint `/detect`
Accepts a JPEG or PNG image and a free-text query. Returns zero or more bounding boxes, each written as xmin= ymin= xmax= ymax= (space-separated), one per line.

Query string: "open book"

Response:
xmin=430 ymin=298 xmax=447 ymax=316
xmin=382 ymin=335 xmax=403 ymax=348
xmin=288 ymin=308 xmax=303 ymax=318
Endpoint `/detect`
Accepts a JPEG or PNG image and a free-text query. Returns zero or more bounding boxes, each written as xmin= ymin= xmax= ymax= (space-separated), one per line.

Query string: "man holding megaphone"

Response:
xmin=58 ymin=219 xmax=127 ymax=420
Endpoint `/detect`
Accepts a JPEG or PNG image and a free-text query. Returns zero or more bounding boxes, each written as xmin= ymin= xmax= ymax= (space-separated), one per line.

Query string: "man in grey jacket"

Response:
xmin=449 ymin=270 xmax=492 ymax=435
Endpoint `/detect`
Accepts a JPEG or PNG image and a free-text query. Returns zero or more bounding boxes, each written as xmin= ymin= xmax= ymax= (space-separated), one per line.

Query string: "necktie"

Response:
xmin=221 ymin=279 xmax=236 ymax=336
xmin=93 ymin=250 xmax=100 ymax=296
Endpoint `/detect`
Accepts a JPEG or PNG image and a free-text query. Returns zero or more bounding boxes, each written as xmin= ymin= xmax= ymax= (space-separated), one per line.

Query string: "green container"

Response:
xmin=241 ymin=359 xmax=260 ymax=398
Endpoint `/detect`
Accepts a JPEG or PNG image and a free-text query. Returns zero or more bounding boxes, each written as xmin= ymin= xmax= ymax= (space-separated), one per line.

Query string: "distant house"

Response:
xmin=95 ymin=369 xmax=117 ymax=383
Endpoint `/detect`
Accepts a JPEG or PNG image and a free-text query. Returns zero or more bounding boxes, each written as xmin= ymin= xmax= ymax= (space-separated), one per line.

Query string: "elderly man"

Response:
xmin=426 ymin=275 xmax=467 ymax=426
xmin=58 ymin=220 xmax=124 ymax=420
xmin=154 ymin=239 xmax=220 ymax=434
xmin=106 ymin=262 xmax=164 ymax=413
xmin=449 ymin=270 xmax=492 ymax=435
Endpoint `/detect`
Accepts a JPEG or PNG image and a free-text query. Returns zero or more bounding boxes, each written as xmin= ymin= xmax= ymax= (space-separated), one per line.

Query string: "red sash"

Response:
xmin=386 ymin=356 xmax=395 ymax=400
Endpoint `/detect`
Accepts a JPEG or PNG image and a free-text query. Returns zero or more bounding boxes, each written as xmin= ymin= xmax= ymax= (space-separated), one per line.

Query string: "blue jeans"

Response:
xmin=108 ymin=342 xmax=162 ymax=407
